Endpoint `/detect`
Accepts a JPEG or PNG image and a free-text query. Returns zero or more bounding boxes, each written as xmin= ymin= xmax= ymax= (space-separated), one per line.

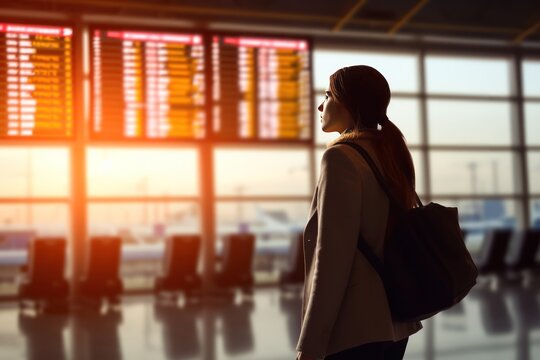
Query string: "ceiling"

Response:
xmin=2 ymin=0 xmax=540 ymax=44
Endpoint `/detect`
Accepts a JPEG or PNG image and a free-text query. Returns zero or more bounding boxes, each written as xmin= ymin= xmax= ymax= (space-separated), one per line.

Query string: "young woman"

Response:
xmin=295 ymin=65 xmax=422 ymax=360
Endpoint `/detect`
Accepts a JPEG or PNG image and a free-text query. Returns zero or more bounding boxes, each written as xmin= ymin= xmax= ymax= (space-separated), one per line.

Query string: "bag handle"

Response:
xmin=335 ymin=141 xmax=423 ymax=209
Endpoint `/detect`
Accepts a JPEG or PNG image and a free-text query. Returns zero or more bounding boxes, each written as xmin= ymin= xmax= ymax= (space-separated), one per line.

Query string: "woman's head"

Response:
xmin=321 ymin=65 xmax=417 ymax=208
xmin=318 ymin=65 xmax=391 ymax=133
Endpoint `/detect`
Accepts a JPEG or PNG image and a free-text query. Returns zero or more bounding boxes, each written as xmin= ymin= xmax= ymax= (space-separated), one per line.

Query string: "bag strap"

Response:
xmin=335 ymin=141 xmax=423 ymax=209
xmin=334 ymin=141 xmax=418 ymax=283
xmin=355 ymin=229 xmax=386 ymax=279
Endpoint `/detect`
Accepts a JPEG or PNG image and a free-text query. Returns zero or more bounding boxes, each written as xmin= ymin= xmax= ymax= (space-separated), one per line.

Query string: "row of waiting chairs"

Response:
xmin=25 ymin=227 xmax=537 ymax=311
xmin=18 ymin=237 xmax=124 ymax=312
xmin=154 ymin=234 xmax=256 ymax=298
xmin=17 ymin=234 xmax=260 ymax=312
xmin=473 ymin=228 xmax=540 ymax=276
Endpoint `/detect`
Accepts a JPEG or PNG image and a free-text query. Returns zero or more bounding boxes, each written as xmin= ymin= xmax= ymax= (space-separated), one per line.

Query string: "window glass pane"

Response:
xmin=0 ymin=148 xmax=69 ymax=197
xmin=88 ymin=202 xmax=200 ymax=290
xmin=0 ymin=204 xmax=69 ymax=295
xmin=433 ymin=198 xmax=517 ymax=256
xmin=314 ymin=94 xmax=340 ymax=145
xmin=216 ymin=202 xmax=309 ymax=236
xmin=315 ymin=149 xmax=424 ymax=195
xmin=523 ymin=60 xmax=540 ymax=97
xmin=215 ymin=149 xmax=310 ymax=196
xmin=531 ymin=198 xmax=540 ymax=228
xmin=427 ymin=100 xmax=513 ymax=145
xmin=88 ymin=202 xmax=200 ymax=237
xmin=314 ymin=50 xmax=419 ymax=92
xmin=430 ymin=151 xmax=516 ymax=195
xmin=426 ymin=55 xmax=512 ymax=96
xmin=389 ymin=98 xmax=421 ymax=145
xmin=525 ymin=102 xmax=540 ymax=145
xmin=216 ymin=201 xmax=310 ymax=284
xmin=528 ymin=152 xmax=540 ymax=194
xmin=87 ymin=148 xmax=198 ymax=197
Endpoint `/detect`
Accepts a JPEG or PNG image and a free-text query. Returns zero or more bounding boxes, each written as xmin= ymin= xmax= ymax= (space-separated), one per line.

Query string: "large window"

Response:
xmin=2 ymin=26 xmax=540 ymax=296
xmin=425 ymin=54 xmax=519 ymax=239
xmin=312 ymin=50 xmax=531 ymax=244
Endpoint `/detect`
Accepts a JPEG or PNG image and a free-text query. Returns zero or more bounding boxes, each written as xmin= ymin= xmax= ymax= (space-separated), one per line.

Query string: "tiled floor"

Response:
xmin=0 ymin=280 xmax=539 ymax=360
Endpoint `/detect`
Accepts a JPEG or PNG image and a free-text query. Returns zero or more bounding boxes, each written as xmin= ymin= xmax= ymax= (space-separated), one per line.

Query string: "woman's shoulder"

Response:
xmin=325 ymin=141 xmax=374 ymax=168
xmin=321 ymin=144 xmax=356 ymax=167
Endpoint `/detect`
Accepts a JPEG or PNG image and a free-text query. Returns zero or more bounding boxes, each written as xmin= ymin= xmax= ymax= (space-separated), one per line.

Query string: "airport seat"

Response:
xmin=474 ymin=229 xmax=513 ymax=275
xmin=18 ymin=237 xmax=69 ymax=312
xmin=154 ymin=235 xmax=202 ymax=298
xmin=79 ymin=236 xmax=123 ymax=306
xmin=214 ymin=234 xmax=255 ymax=293
xmin=505 ymin=229 xmax=540 ymax=272
xmin=279 ymin=232 xmax=304 ymax=288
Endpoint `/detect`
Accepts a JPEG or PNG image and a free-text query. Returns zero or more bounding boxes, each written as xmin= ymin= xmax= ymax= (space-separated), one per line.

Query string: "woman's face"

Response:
xmin=318 ymin=86 xmax=353 ymax=134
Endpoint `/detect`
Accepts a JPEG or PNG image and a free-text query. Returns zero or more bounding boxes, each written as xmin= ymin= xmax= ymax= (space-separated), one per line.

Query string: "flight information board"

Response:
xmin=0 ymin=23 xmax=73 ymax=138
xmin=212 ymin=36 xmax=311 ymax=141
xmin=91 ymin=29 xmax=205 ymax=139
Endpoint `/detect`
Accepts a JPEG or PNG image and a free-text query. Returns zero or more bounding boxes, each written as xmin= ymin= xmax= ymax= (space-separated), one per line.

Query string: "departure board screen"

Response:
xmin=212 ymin=36 xmax=311 ymax=141
xmin=0 ymin=23 xmax=73 ymax=138
xmin=91 ymin=29 xmax=205 ymax=140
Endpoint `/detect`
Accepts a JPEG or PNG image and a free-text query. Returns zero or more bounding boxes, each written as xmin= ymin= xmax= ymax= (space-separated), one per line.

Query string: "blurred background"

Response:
xmin=0 ymin=0 xmax=539 ymax=359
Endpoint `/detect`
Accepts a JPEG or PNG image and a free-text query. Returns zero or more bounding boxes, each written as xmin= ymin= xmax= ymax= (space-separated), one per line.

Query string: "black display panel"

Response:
xmin=0 ymin=23 xmax=73 ymax=138
xmin=212 ymin=35 xmax=311 ymax=140
xmin=91 ymin=29 xmax=205 ymax=140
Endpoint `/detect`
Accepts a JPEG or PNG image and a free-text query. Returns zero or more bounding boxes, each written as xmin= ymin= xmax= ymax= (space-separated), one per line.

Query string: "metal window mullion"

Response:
xmin=70 ymin=22 xmax=87 ymax=301
xmin=216 ymin=196 xmax=312 ymax=202
xmin=87 ymin=197 xmax=199 ymax=202
xmin=201 ymin=35 xmax=216 ymax=301
xmin=514 ymin=52 xmax=531 ymax=228
xmin=419 ymin=47 xmax=431 ymax=202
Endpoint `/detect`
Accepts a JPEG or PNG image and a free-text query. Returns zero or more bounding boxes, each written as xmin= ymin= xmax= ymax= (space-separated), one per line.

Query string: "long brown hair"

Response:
xmin=329 ymin=65 xmax=417 ymax=208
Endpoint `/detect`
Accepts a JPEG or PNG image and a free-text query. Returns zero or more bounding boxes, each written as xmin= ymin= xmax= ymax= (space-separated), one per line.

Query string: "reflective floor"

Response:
xmin=0 ymin=279 xmax=539 ymax=360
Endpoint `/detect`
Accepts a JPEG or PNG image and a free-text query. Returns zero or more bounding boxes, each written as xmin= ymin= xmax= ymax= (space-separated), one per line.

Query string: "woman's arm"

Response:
xmin=296 ymin=146 xmax=363 ymax=359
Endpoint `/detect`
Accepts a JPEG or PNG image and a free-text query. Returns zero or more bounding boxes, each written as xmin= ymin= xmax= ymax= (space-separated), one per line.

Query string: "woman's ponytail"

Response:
xmin=377 ymin=117 xmax=417 ymax=208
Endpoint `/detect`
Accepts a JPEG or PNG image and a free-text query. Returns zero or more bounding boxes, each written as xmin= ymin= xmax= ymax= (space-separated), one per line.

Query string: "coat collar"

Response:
xmin=326 ymin=129 xmax=379 ymax=148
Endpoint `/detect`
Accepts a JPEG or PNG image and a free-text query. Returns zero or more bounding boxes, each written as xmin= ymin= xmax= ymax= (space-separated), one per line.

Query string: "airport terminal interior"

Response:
xmin=0 ymin=0 xmax=540 ymax=359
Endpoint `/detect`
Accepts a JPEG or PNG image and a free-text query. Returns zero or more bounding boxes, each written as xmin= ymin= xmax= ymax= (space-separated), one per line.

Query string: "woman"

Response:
xmin=295 ymin=65 xmax=422 ymax=360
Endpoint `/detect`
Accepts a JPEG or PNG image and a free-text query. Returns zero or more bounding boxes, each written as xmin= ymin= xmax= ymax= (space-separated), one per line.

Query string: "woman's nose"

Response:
xmin=318 ymin=102 xmax=323 ymax=112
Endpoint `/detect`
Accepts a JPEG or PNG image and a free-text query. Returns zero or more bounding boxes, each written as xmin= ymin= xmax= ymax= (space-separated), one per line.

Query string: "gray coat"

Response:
xmin=296 ymin=132 xmax=422 ymax=359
